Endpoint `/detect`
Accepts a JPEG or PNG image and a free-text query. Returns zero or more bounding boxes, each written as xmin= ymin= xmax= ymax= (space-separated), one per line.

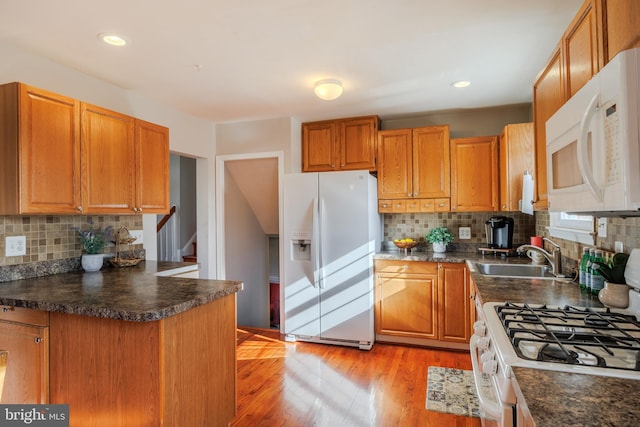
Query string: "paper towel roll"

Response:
xmin=521 ymin=171 xmax=534 ymax=215
xmin=624 ymin=248 xmax=640 ymax=290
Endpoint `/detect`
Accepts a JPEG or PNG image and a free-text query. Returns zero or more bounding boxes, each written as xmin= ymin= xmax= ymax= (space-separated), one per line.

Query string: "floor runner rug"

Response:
xmin=425 ymin=366 xmax=491 ymax=418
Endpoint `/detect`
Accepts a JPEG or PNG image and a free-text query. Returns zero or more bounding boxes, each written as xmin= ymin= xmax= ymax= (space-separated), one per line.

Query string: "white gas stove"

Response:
xmin=470 ymin=283 xmax=640 ymax=426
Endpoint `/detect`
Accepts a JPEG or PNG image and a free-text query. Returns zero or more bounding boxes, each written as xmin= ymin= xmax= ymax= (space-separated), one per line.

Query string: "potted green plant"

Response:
xmin=425 ymin=227 xmax=454 ymax=253
xmin=76 ymin=220 xmax=113 ymax=272
xmin=595 ymin=253 xmax=630 ymax=308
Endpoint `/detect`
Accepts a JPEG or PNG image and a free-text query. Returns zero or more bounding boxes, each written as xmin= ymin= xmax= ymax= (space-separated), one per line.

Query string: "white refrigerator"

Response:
xmin=283 ymin=170 xmax=381 ymax=350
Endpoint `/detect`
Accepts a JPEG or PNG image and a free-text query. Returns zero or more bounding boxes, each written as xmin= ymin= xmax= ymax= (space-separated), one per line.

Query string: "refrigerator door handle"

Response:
xmin=318 ymin=197 xmax=326 ymax=289
xmin=311 ymin=197 xmax=320 ymax=288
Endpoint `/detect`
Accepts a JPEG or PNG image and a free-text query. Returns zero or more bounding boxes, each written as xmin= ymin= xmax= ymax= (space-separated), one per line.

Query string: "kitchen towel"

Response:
xmin=425 ymin=366 xmax=490 ymax=418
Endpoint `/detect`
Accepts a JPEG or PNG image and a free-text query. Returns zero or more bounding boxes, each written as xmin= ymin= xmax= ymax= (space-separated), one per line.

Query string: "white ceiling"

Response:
xmin=0 ymin=0 xmax=582 ymax=124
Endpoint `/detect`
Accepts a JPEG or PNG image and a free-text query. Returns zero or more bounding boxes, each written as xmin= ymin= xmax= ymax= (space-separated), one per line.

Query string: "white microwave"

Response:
xmin=546 ymin=47 xmax=640 ymax=216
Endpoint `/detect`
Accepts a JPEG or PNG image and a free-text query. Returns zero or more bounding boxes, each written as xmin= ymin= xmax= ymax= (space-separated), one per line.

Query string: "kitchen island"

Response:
xmin=0 ymin=261 xmax=243 ymax=427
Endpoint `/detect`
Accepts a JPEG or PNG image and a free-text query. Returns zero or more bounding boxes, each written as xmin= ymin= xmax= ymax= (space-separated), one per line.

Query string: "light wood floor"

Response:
xmin=232 ymin=327 xmax=482 ymax=427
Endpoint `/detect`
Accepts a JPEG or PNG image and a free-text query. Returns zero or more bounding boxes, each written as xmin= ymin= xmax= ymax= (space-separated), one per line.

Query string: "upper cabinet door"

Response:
xmin=605 ymin=0 xmax=640 ymax=61
xmin=500 ymin=123 xmax=534 ymax=211
xmin=377 ymin=129 xmax=413 ymax=199
xmin=135 ymin=119 xmax=170 ymax=213
xmin=412 ymin=125 xmax=450 ymax=199
xmin=19 ymin=84 xmax=81 ymax=214
xmin=81 ymin=103 xmax=136 ymax=214
xmin=338 ymin=116 xmax=379 ymax=171
xmin=302 ymin=121 xmax=337 ymax=172
xmin=564 ymin=0 xmax=604 ymax=97
xmin=533 ymin=44 xmax=564 ymax=210
xmin=450 ymin=136 xmax=499 ymax=212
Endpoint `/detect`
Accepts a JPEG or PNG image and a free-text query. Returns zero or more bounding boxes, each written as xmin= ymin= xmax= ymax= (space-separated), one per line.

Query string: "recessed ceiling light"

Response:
xmin=451 ymin=80 xmax=471 ymax=88
xmin=98 ymin=33 xmax=129 ymax=47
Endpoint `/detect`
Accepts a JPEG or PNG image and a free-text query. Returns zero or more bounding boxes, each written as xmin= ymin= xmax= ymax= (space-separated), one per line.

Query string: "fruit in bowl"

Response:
xmin=393 ymin=238 xmax=418 ymax=249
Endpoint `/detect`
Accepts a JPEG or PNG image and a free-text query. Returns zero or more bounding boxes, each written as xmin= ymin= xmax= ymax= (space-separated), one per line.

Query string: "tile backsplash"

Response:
xmin=534 ymin=211 xmax=640 ymax=274
xmin=383 ymin=211 xmax=536 ymax=250
xmin=0 ymin=215 xmax=143 ymax=267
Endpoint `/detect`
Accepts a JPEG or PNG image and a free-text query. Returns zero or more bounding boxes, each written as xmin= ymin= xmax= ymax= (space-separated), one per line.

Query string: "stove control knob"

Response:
xmin=482 ymin=359 xmax=498 ymax=375
xmin=480 ymin=351 xmax=495 ymax=364
xmin=473 ymin=321 xmax=487 ymax=337
xmin=477 ymin=336 xmax=491 ymax=351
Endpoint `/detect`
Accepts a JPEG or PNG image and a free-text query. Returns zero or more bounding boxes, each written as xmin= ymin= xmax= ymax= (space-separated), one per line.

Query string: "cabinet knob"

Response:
xmin=382 ymin=203 xmax=388 ymax=208
xmin=341 ymin=163 xmax=345 ymax=167
xmin=407 ymin=193 xmax=411 ymax=197
xmin=1 ymin=307 xmax=11 ymax=313
xmin=439 ymin=203 xmax=445 ymax=207
xmin=413 ymin=193 xmax=417 ymax=197
xmin=34 ymin=337 xmax=43 ymax=344
xmin=402 ymin=265 xmax=409 ymax=270
xmin=77 ymin=206 xmax=83 ymax=212
xmin=502 ymin=205 xmax=506 ymax=209
xmin=331 ymin=164 xmax=335 ymax=169
xmin=424 ymin=203 xmax=431 ymax=207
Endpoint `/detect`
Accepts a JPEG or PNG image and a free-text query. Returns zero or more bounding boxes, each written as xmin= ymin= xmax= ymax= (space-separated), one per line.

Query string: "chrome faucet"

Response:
xmin=516 ymin=237 xmax=563 ymax=277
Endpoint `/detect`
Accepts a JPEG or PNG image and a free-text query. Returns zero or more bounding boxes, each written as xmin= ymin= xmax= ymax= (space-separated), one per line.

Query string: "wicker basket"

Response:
xmin=110 ymin=227 xmax=142 ymax=268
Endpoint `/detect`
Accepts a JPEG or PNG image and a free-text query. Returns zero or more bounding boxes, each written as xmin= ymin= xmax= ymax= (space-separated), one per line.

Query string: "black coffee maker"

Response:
xmin=484 ymin=216 xmax=514 ymax=249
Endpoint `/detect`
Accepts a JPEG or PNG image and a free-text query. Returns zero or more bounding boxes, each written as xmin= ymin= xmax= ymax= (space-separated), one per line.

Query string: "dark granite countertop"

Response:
xmin=375 ymin=250 xmax=640 ymax=427
xmin=0 ymin=261 xmax=243 ymax=322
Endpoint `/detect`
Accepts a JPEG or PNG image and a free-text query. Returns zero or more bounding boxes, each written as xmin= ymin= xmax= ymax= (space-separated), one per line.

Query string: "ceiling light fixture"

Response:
xmin=451 ymin=80 xmax=471 ymax=88
xmin=98 ymin=33 xmax=129 ymax=47
xmin=314 ymin=79 xmax=343 ymax=101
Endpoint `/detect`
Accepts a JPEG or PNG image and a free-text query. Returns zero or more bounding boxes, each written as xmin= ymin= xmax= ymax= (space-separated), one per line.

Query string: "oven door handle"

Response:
xmin=470 ymin=335 xmax=504 ymax=420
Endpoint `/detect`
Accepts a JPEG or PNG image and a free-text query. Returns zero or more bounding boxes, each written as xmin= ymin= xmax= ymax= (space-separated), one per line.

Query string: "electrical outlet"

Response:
xmin=459 ymin=227 xmax=471 ymax=240
xmin=129 ymin=229 xmax=144 ymax=245
xmin=615 ymin=241 xmax=624 ymax=253
xmin=597 ymin=218 xmax=607 ymax=238
xmin=6 ymin=236 xmax=26 ymax=257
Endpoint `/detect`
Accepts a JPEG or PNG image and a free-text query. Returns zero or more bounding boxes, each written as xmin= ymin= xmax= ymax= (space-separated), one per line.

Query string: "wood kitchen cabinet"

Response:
xmin=302 ymin=115 xmax=379 ymax=172
xmin=437 ymin=263 xmax=471 ymax=343
xmin=0 ymin=82 xmax=170 ymax=215
xmin=563 ymin=0 xmax=605 ymax=98
xmin=499 ymin=123 xmax=534 ymax=211
xmin=375 ymin=261 xmax=438 ymax=340
xmin=374 ymin=260 xmax=472 ymax=348
xmin=0 ymin=83 xmax=81 ymax=215
xmin=82 ymin=106 xmax=170 ymax=214
xmin=450 ymin=136 xmax=499 ymax=212
xmin=0 ymin=306 xmax=49 ymax=404
xmin=377 ymin=125 xmax=450 ymax=212
xmin=605 ymin=0 xmax=640 ymax=61
xmin=532 ymin=44 xmax=564 ymax=211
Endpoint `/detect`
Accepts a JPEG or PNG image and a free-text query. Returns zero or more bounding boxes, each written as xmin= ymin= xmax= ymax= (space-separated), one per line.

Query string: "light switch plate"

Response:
xmin=129 ymin=229 xmax=144 ymax=245
xmin=6 ymin=236 xmax=27 ymax=257
xmin=459 ymin=227 xmax=471 ymax=240
xmin=597 ymin=218 xmax=607 ymax=238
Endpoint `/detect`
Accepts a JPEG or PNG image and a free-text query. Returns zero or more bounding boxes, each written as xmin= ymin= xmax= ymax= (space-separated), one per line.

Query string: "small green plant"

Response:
xmin=425 ymin=227 xmax=454 ymax=244
xmin=75 ymin=219 xmax=113 ymax=254
xmin=595 ymin=253 xmax=630 ymax=284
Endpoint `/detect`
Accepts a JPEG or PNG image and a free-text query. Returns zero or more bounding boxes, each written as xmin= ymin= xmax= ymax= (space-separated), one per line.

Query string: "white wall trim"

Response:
xmin=215 ymin=151 xmax=284 ymax=280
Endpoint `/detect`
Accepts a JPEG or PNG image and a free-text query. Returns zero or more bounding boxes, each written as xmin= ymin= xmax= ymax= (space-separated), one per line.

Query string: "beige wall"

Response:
xmin=381 ymin=103 xmax=532 ymax=137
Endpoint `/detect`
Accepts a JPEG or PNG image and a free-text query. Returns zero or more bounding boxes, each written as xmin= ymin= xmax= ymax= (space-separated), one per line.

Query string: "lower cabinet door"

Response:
xmin=438 ymin=263 xmax=471 ymax=343
xmin=375 ymin=272 xmax=437 ymax=339
xmin=0 ymin=321 xmax=49 ymax=403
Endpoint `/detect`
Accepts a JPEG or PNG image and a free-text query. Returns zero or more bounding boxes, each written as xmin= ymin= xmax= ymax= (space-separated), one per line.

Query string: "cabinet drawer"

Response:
xmin=378 ymin=199 xmax=406 ymax=213
xmin=434 ymin=198 xmax=450 ymax=212
xmin=375 ymin=260 xmax=438 ymax=275
xmin=0 ymin=306 xmax=49 ymax=326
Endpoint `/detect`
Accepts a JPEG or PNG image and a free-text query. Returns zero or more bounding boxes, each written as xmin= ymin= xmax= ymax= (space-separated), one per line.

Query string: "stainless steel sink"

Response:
xmin=470 ymin=262 xmax=568 ymax=280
